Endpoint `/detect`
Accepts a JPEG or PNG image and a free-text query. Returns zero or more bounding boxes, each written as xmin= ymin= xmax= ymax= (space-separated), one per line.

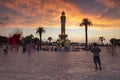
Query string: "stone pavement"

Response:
xmin=0 ymin=47 xmax=120 ymax=80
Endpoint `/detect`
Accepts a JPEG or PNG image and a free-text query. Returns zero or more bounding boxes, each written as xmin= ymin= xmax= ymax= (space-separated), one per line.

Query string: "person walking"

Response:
xmin=26 ymin=43 xmax=32 ymax=55
xmin=111 ymin=44 xmax=117 ymax=56
xmin=91 ymin=43 xmax=102 ymax=70
xmin=3 ymin=44 xmax=9 ymax=55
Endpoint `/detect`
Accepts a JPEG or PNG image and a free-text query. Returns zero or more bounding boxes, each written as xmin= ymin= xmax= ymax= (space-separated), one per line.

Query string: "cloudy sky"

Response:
xmin=0 ymin=0 xmax=120 ymax=42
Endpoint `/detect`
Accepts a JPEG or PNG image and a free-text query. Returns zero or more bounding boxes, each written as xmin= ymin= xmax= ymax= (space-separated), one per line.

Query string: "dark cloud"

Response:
xmin=0 ymin=2 xmax=23 ymax=15
xmin=0 ymin=22 xmax=3 ymax=24
xmin=98 ymin=8 xmax=120 ymax=19
xmin=65 ymin=0 xmax=120 ymax=20
xmin=0 ymin=22 xmax=6 ymax=27
xmin=104 ymin=0 xmax=120 ymax=8
xmin=0 ymin=3 xmax=25 ymax=26
xmin=1 ymin=0 xmax=13 ymax=3
xmin=64 ymin=0 xmax=106 ymax=15
xmin=0 ymin=16 xmax=10 ymax=21
xmin=95 ymin=0 xmax=120 ymax=19
xmin=0 ymin=15 xmax=10 ymax=25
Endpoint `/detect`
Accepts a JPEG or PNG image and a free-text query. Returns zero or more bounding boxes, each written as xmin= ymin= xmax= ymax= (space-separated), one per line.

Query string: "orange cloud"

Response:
xmin=0 ymin=0 xmax=120 ymax=29
xmin=0 ymin=0 xmax=84 ymax=27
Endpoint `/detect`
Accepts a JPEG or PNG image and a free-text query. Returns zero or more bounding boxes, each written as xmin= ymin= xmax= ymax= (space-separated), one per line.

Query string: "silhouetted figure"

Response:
xmin=111 ymin=45 xmax=117 ymax=56
xmin=3 ymin=44 xmax=8 ymax=55
xmin=91 ymin=43 xmax=102 ymax=70
xmin=16 ymin=45 xmax=19 ymax=51
xmin=26 ymin=43 xmax=32 ymax=55
xmin=22 ymin=44 xmax=26 ymax=53
xmin=106 ymin=44 xmax=111 ymax=54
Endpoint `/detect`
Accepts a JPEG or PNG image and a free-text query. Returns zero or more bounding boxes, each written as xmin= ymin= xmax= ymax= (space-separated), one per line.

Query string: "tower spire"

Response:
xmin=58 ymin=11 xmax=68 ymax=49
xmin=61 ymin=11 xmax=66 ymax=35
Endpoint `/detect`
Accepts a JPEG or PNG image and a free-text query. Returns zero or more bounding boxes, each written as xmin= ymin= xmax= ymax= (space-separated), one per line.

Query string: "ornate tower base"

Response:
xmin=57 ymin=34 xmax=70 ymax=51
xmin=59 ymin=34 xmax=68 ymax=47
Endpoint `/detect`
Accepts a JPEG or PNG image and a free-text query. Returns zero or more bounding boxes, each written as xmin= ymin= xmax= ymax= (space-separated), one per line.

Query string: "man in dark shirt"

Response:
xmin=91 ymin=43 xmax=102 ymax=70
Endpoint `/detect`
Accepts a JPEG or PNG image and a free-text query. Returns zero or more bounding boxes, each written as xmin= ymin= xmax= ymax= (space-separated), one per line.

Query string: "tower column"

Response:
xmin=58 ymin=11 xmax=68 ymax=50
xmin=60 ymin=11 xmax=66 ymax=40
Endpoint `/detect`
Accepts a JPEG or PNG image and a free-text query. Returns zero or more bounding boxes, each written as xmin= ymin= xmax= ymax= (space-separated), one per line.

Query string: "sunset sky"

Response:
xmin=0 ymin=0 xmax=120 ymax=43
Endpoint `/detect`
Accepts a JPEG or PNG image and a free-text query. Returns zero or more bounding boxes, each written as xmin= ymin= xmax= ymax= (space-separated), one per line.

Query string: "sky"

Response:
xmin=0 ymin=0 xmax=120 ymax=43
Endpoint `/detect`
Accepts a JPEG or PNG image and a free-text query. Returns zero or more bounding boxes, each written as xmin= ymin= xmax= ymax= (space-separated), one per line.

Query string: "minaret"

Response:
xmin=61 ymin=11 xmax=66 ymax=35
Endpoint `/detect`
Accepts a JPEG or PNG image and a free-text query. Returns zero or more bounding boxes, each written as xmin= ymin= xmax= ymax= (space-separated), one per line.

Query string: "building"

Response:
xmin=57 ymin=11 xmax=70 ymax=50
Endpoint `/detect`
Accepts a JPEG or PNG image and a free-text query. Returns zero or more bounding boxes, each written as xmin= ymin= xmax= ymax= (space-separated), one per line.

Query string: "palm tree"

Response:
xmin=30 ymin=34 xmax=34 ymax=39
xmin=48 ymin=37 xmax=53 ymax=43
xmin=80 ymin=18 xmax=92 ymax=50
xmin=99 ymin=36 xmax=105 ymax=45
xmin=36 ymin=27 xmax=46 ymax=50
xmin=110 ymin=38 xmax=117 ymax=45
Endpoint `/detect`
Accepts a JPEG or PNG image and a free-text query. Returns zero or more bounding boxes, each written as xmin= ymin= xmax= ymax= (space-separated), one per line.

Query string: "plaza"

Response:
xmin=0 ymin=47 xmax=120 ymax=80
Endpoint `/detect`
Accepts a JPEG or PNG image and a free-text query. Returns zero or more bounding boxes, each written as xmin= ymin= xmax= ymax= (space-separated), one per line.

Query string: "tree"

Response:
xmin=80 ymin=18 xmax=92 ymax=50
xmin=0 ymin=35 xmax=7 ymax=45
xmin=99 ymin=36 xmax=105 ymax=45
xmin=32 ymin=37 xmax=39 ymax=44
xmin=36 ymin=27 xmax=46 ymax=50
xmin=21 ymin=34 xmax=34 ymax=43
xmin=110 ymin=38 xmax=120 ymax=46
xmin=110 ymin=38 xmax=117 ymax=45
xmin=30 ymin=34 xmax=34 ymax=39
xmin=48 ymin=37 xmax=53 ymax=43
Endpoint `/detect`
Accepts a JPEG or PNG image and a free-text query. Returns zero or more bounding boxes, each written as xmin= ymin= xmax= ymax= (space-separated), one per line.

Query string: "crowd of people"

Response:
xmin=0 ymin=42 xmax=119 ymax=71
xmin=0 ymin=43 xmax=119 ymax=55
